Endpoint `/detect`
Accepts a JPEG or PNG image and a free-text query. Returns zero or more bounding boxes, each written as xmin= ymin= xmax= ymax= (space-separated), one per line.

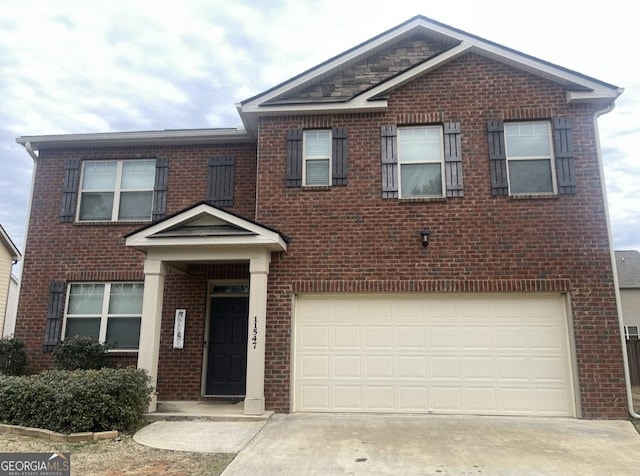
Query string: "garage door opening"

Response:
xmin=293 ymin=293 xmax=576 ymax=417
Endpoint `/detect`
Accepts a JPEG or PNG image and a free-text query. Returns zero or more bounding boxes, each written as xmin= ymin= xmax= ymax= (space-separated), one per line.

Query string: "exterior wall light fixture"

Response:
xmin=420 ymin=230 xmax=431 ymax=247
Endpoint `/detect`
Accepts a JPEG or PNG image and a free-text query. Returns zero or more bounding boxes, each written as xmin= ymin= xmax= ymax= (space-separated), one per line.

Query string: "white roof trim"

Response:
xmin=16 ymin=128 xmax=254 ymax=150
xmin=125 ymin=203 xmax=287 ymax=252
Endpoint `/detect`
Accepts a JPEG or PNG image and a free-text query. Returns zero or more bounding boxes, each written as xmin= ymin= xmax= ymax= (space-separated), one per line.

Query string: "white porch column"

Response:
xmin=137 ymin=258 xmax=166 ymax=412
xmin=244 ymin=251 xmax=271 ymax=415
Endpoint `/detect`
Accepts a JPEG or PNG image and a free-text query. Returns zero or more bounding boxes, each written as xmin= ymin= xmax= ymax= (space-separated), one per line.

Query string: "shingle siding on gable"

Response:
xmin=266 ymin=34 xmax=456 ymax=103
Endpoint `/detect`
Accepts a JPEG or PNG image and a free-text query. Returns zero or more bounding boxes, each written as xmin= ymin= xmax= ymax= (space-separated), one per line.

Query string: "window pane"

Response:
xmin=82 ymin=161 xmax=117 ymax=190
xmin=65 ymin=317 xmax=100 ymax=339
xmin=305 ymin=160 xmax=330 ymax=186
xmin=121 ymin=160 xmax=155 ymax=190
xmin=509 ymin=159 xmax=553 ymax=194
xmin=399 ymin=127 xmax=441 ymax=163
xmin=118 ymin=191 xmax=153 ymax=220
xmin=305 ymin=131 xmax=330 ymax=158
xmin=79 ymin=192 xmax=114 ymax=220
xmin=505 ymin=123 xmax=550 ymax=157
xmin=401 ymin=163 xmax=442 ymax=197
xmin=106 ymin=317 xmax=141 ymax=349
xmin=109 ymin=283 xmax=144 ymax=314
xmin=68 ymin=284 xmax=105 ymax=314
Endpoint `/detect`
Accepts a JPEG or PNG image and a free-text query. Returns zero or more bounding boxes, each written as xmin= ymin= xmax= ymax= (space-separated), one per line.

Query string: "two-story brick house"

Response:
xmin=15 ymin=16 xmax=628 ymax=418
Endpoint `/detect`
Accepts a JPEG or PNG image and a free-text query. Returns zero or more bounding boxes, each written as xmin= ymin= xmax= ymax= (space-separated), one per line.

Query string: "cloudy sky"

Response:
xmin=1 ymin=0 xmax=638 ymax=270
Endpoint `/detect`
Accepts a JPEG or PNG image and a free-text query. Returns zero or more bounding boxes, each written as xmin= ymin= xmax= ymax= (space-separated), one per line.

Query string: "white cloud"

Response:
xmin=0 ymin=0 xmax=638 ymax=257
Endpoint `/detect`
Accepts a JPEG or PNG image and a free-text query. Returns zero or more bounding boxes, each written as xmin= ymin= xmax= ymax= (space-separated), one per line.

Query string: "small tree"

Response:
xmin=53 ymin=336 xmax=113 ymax=370
xmin=0 ymin=337 xmax=31 ymax=375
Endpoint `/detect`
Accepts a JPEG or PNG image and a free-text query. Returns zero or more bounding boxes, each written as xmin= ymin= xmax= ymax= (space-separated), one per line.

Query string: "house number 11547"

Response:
xmin=252 ymin=316 xmax=258 ymax=349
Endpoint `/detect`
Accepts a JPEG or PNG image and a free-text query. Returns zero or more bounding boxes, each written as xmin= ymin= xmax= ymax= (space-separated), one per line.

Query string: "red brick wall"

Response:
xmin=15 ymin=143 xmax=256 ymax=376
xmin=15 ymin=52 xmax=626 ymax=419
xmin=257 ymin=53 xmax=626 ymax=418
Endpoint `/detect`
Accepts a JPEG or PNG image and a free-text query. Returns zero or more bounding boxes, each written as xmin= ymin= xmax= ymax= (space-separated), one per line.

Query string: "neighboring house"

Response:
xmin=0 ymin=225 xmax=21 ymax=337
xmin=2 ymin=274 xmax=20 ymax=337
xmin=14 ymin=16 xmax=627 ymax=419
xmin=616 ymin=250 xmax=640 ymax=340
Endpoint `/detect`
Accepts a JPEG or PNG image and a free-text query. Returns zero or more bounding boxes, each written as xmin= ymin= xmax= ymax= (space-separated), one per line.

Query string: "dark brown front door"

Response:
xmin=206 ymin=297 xmax=248 ymax=395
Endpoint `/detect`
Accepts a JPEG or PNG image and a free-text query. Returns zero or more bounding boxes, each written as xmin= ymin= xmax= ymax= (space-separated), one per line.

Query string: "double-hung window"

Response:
xmin=398 ymin=126 xmax=444 ymax=197
xmin=78 ymin=159 xmax=155 ymax=221
xmin=303 ymin=130 xmax=331 ymax=186
xmin=64 ymin=282 xmax=143 ymax=350
xmin=504 ymin=122 xmax=556 ymax=195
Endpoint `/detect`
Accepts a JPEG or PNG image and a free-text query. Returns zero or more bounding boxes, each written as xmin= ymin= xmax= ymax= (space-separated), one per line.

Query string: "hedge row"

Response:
xmin=0 ymin=368 xmax=152 ymax=433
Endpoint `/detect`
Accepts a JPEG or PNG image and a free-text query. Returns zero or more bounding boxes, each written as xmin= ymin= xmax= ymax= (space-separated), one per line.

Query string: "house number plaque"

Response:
xmin=252 ymin=316 xmax=258 ymax=349
xmin=173 ymin=309 xmax=186 ymax=349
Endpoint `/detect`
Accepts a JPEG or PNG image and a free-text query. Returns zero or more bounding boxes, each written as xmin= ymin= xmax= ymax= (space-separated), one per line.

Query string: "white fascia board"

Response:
xmin=16 ymin=128 xmax=254 ymax=150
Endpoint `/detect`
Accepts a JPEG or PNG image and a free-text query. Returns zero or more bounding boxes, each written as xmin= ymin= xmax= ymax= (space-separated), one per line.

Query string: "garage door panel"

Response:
xmin=398 ymin=356 xmax=426 ymax=378
xmin=294 ymin=294 xmax=575 ymax=416
xmin=334 ymin=355 xmax=361 ymax=377
xmin=463 ymin=356 xmax=495 ymax=379
xmin=365 ymin=327 xmax=393 ymax=347
xmin=334 ymin=326 xmax=360 ymax=348
xmin=429 ymin=326 xmax=458 ymax=348
xmin=463 ymin=327 xmax=492 ymax=349
xmin=433 ymin=387 xmax=462 ymax=411
xmin=398 ymin=387 xmax=428 ymax=410
xmin=431 ymin=356 xmax=460 ymax=379
xmin=366 ymin=355 xmax=394 ymax=378
xmin=366 ymin=387 xmax=395 ymax=410
xmin=301 ymin=326 xmax=329 ymax=348
xmin=300 ymin=355 xmax=329 ymax=378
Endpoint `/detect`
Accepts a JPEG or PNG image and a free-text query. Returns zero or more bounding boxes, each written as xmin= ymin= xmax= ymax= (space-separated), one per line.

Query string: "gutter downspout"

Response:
xmin=593 ymin=102 xmax=640 ymax=419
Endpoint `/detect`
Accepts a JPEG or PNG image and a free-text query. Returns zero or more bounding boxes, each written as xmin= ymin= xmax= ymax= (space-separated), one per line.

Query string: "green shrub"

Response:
xmin=0 ymin=368 xmax=152 ymax=433
xmin=53 ymin=336 xmax=113 ymax=370
xmin=0 ymin=337 xmax=31 ymax=376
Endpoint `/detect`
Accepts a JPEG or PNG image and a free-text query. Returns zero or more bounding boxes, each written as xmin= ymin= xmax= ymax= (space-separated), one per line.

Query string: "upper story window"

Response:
xmin=303 ymin=130 xmax=331 ymax=186
xmin=398 ymin=126 xmax=445 ymax=198
xmin=286 ymin=128 xmax=348 ymax=187
xmin=504 ymin=122 xmax=556 ymax=195
xmin=63 ymin=282 xmax=143 ymax=350
xmin=78 ymin=159 xmax=156 ymax=221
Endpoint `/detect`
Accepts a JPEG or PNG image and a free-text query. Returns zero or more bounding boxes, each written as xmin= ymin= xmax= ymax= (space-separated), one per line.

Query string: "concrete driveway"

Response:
xmin=222 ymin=413 xmax=640 ymax=475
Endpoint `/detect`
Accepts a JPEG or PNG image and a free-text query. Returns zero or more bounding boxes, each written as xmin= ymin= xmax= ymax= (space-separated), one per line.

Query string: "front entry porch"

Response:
xmin=124 ymin=203 xmax=288 ymax=415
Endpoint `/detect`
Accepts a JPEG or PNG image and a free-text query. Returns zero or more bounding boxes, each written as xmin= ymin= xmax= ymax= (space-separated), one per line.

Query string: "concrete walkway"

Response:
xmin=222 ymin=414 xmax=640 ymax=475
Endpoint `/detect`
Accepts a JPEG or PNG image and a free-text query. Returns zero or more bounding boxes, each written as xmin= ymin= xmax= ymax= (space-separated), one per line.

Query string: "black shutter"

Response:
xmin=488 ymin=120 xmax=508 ymax=196
xmin=207 ymin=156 xmax=235 ymax=207
xmin=553 ymin=117 xmax=576 ymax=194
xmin=43 ymin=281 xmax=65 ymax=352
xmin=286 ymin=129 xmax=303 ymax=187
xmin=332 ymin=127 xmax=348 ymax=186
xmin=381 ymin=125 xmax=398 ymax=199
xmin=152 ymin=157 xmax=169 ymax=220
xmin=444 ymin=122 xmax=464 ymax=197
xmin=60 ymin=159 xmax=80 ymax=222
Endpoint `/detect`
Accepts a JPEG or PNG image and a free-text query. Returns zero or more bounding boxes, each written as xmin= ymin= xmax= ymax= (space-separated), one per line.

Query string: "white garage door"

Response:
xmin=293 ymin=294 xmax=575 ymax=416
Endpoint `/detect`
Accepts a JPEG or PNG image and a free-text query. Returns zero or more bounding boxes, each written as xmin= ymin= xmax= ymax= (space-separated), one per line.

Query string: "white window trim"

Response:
xmin=505 ymin=121 xmax=557 ymax=196
xmin=77 ymin=159 xmax=155 ymax=222
xmin=397 ymin=125 xmax=445 ymax=198
xmin=302 ymin=130 xmax=332 ymax=186
xmin=625 ymin=325 xmax=639 ymax=340
xmin=62 ymin=282 xmax=143 ymax=352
